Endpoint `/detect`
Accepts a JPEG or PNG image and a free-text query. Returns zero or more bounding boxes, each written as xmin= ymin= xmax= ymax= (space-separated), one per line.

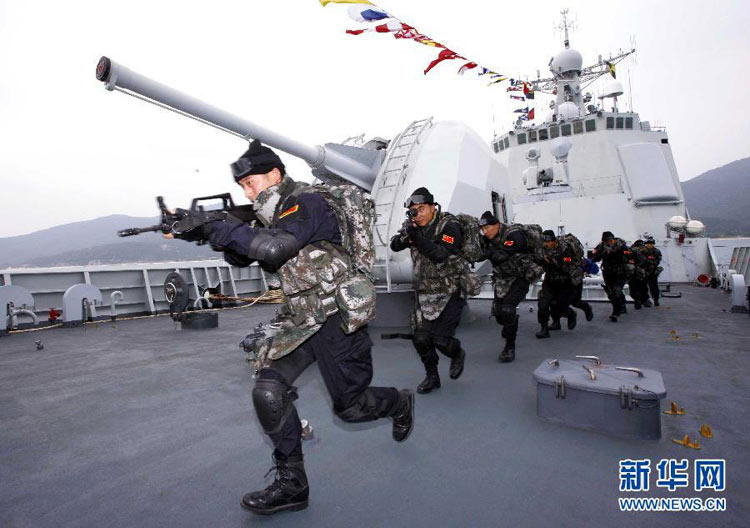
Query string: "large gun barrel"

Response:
xmin=95 ymin=56 xmax=378 ymax=190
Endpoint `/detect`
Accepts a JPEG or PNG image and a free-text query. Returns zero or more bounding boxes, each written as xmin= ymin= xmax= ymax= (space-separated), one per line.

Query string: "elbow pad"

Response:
xmin=247 ymin=229 xmax=300 ymax=268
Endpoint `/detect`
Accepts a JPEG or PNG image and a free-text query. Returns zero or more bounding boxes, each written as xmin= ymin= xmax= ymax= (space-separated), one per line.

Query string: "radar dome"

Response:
xmin=601 ymin=80 xmax=624 ymax=98
xmin=667 ymin=216 xmax=688 ymax=230
xmin=557 ymin=102 xmax=580 ymax=120
xmin=550 ymin=48 xmax=583 ymax=75
xmin=549 ymin=137 xmax=572 ymax=160
xmin=686 ymin=220 xmax=705 ymax=235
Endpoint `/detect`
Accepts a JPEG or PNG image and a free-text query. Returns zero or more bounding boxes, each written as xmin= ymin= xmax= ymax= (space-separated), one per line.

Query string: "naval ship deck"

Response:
xmin=1 ymin=286 xmax=748 ymax=527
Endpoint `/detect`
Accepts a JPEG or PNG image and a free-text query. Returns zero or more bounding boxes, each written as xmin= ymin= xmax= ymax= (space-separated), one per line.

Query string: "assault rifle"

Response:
xmin=118 ymin=193 xmax=256 ymax=242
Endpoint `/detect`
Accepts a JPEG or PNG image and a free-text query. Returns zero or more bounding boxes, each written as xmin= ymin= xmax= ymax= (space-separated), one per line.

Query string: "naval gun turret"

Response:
xmin=95 ymin=56 xmax=510 ymax=292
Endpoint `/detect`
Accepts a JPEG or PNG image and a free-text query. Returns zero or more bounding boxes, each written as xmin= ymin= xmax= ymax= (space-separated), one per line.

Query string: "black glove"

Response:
xmin=488 ymin=248 xmax=509 ymax=265
xmin=171 ymin=210 xmax=224 ymax=243
xmin=586 ymin=250 xmax=594 ymax=259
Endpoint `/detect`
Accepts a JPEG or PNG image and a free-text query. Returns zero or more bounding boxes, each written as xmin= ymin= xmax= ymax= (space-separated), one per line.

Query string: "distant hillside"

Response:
xmin=0 ymin=215 xmax=215 ymax=269
xmin=682 ymin=157 xmax=750 ymax=237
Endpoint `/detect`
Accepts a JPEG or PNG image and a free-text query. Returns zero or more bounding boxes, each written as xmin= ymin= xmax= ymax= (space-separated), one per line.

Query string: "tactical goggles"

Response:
xmin=478 ymin=216 xmax=499 ymax=227
xmin=404 ymin=194 xmax=433 ymax=208
xmin=230 ymin=152 xmax=282 ymax=180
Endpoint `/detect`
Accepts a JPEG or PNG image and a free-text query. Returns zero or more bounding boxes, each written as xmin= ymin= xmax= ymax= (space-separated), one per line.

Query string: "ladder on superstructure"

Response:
xmin=371 ymin=117 xmax=433 ymax=293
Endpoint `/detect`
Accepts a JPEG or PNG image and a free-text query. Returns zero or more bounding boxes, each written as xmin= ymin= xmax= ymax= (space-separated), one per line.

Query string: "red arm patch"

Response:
xmin=563 ymin=257 xmax=572 ymax=262
xmin=442 ymin=234 xmax=454 ymax=244
xmin=279 ymin=204 xmax=299 ymax=219
xmin=503 ymin=240 xmax=514 ymax=246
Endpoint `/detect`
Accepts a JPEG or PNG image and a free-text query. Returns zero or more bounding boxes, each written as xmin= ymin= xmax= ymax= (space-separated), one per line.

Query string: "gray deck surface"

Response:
xmin=1 ymin=286 xmax=748 ymax=527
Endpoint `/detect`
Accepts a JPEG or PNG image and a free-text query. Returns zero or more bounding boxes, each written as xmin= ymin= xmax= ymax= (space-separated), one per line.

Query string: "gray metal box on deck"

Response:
xmin=533 ymin=357 xmax=667 ymax=440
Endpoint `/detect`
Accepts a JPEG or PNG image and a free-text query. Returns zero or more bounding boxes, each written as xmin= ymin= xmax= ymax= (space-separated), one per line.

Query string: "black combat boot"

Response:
xmin=653 ymin=299 xmax=660 ymax=306
xmin=449 ymin=348 xmax=465 ymax=380
xmin=549 ymin=319 xmax=562 ymax=331
xmin=634 ymin=299 xmax=642 ymax=309
xmin=582 ymin=303 xmax=594 ymax=322
xmin=642 ymin=299 xmax=652 ymax=307
xmin=241 ymin=454 xmax=309 ymax=515
xmin=499 ymin=340 xmax=516 ymax=363
xmin=566 ymin=309 xmax=577 ymax=330
xmin=417 ymin=368 xmax=441 ymax=394
xmin=609 ymin=308 xmax=618 ymax=322
xmin=391 ymin=390 xmax=415 ymax=442
xmin=535 ymin=321 xmax=550 ymax=339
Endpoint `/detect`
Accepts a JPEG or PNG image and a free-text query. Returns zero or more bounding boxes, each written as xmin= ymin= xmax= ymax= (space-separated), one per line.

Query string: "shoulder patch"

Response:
xmin=279 ymin=204 xmax=299 ymax=219
xmin=563 ymin=257 xmax=572 ymax=262
xmin=623 ymin=250 xmax=631 ymax=254
xmin=504 ymin=240 xmax=515 ymax=246
xmin=442 ymin=234 xmax=454 ymax=244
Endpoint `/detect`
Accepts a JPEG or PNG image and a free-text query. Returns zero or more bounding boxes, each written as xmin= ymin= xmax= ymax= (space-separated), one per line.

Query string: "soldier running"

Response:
xmin=535 ymin=230 xmax=587 ymax=338
xmin=588 ymin=231 xmax=636 ymax=322
xmin=167 ymin=140 xmax=414 ymax=515
xmin=389 ymin=187 xmax=481 ymax=394
xmin=478 ymin=212 xmax=543 ymax=362
xmin=641 ymin=236 xmax=663 ymax=306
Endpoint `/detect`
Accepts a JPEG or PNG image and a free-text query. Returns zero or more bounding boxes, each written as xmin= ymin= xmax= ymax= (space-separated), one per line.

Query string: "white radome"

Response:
xmin=601 ymin=80 xmax=624 ymax=98
xmin=549 ymin=136 xmax=573 ymax=160
xmin=550 ymin=48 xmax=583 ymax=75
xmin=667 ymin=216 xmax=688 ymax=230
xmin=557 ymin=102 xmax=580 ymax=120
xmin=686 ymin=220 xmax=706 ymax=235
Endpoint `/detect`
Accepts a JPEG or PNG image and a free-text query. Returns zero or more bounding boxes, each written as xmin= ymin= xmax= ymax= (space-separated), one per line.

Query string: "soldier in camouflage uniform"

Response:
xmin=535 ymin=230 xmax=586 ymax=338
xmin=641 ymin=236 xmax=663 ymax=306
xmin=390 ymin=187 xmax=475 ymax=394
xmin=628 ymin=240 xmax=648 ymax=309
xmin=169 ymin=140 xmax=414 ymax=516
xmin=588 ymin=231 xmax=636 ymax=322
xmin=478 ymin=212 xmax=543 ymax=362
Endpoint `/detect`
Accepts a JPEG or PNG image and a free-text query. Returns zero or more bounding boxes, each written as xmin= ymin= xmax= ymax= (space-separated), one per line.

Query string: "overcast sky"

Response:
xmin=1 ymin=0 xmax=748 ymax=238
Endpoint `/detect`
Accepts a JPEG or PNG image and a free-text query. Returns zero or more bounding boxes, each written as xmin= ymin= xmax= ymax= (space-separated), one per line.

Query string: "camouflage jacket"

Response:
xmin=483 ymin=224 xmax=543 ymax=298
xmin=640 ymin=246 xmax=663 ymax=276
xmin=589 ymin=238 xmax=635 ymax=277
xmin=391 ymin=210 xmax=479 ymax=324
xmin=242 ymin=176 xmax=375 ymax=370
xmin=542 ymin=235 xmax=584 ymax=285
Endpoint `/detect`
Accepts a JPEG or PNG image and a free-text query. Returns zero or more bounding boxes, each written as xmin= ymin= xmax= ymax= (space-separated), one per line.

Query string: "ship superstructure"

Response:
xmin=492 ymin=12 xmax=710 ymax=282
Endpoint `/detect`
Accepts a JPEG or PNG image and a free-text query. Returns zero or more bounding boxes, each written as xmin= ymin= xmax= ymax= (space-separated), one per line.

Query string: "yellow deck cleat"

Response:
xmin=672 ymin=434 xmax=701 ymax=449
xmin=663 ymin=401 xmax=685 ymax=415
xmin=699 ymin=424 xmax=713 ymax=438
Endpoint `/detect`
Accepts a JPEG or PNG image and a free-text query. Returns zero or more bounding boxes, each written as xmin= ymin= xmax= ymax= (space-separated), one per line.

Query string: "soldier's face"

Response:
xmin=409 ymin=203 xmax=435 ymax=227
xmin=544 ymin=240 xmax=557 ymax=249
xmin=481 ymin=223 xmax=500 ymax=239
xmin=646 ymin=243 xmax=655 ymax=248
xmin=238 ymin=168 xmax=283 ymax=201
xmin=605 ymin=238 xmax=615 ymax=247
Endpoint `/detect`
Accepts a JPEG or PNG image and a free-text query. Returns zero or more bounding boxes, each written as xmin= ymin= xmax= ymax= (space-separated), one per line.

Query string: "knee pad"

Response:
xmin=433 ymin=336 xmax=460 ymax=357
xmin=252 ymin=378 xmax=296 ymax=435
xmin=412 ymin=329 xmax=433 ymax=351
xmin=499 ymin=305 xmax=517 ymax=326
xmin=335 ymin=390 xmax=383 ymax=423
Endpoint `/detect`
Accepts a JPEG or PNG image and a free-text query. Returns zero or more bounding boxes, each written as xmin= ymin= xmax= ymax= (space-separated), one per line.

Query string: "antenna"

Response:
xmin=556 ymin=9 xmax=577 ymax=48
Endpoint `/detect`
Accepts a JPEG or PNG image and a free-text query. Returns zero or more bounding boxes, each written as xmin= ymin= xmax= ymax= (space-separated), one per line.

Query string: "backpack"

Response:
xmin=559 ymin=233 xmax=584 ymax=262
xmin=298 ymin=184 xmax=376 ymax=275
xmin=506 ymin=223 xmax=545 ymax=264
xmin=452 ymin=213 xmax=485 ymax=263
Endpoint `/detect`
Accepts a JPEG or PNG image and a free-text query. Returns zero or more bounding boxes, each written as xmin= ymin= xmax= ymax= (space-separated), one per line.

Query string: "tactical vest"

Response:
xmin=410 ymin=211 xmax=481 ymax=323
xmin=491 ymin=224 xmax=544 ymax=284
xmin=543 ymin=234 xmax=584 ymax=285
xmin=257 ymin=177 xmax=376 ymax=335
xmin=640 ymin=246 xmax=662 ymax=276
xmin=593 ymin=238 xmax=633 ymax=277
